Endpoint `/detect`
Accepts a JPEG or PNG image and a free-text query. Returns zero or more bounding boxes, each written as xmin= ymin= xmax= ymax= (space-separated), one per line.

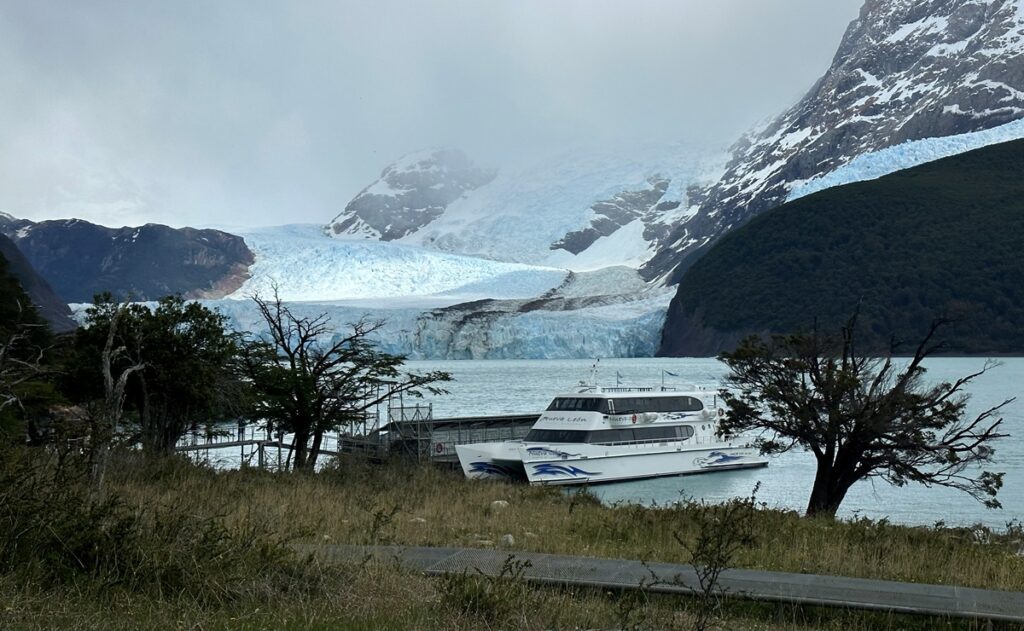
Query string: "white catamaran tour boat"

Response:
xmin=455 ymin=384 xmax=768 ymax=486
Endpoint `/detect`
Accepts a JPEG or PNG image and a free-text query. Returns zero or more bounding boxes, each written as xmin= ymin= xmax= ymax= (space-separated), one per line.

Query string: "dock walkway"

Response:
xmin=297 ymin=544 xmax=1024 ymax=623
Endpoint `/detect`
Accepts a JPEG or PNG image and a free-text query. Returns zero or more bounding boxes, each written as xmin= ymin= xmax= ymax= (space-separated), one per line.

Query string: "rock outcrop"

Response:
xmin=327 ymin=148 xmax=497 ymax=241
xmin=0 ymin=214 xmax=254 ymax=302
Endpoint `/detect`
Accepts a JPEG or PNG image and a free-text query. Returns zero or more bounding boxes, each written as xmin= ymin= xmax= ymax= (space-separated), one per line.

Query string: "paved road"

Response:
xmin=297 ymin=544 xmax=1024 ymax=623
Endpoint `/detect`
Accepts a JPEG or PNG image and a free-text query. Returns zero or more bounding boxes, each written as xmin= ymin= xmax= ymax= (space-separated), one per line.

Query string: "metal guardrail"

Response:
xmin=297 ymin=544 xmax=1024 ymax=623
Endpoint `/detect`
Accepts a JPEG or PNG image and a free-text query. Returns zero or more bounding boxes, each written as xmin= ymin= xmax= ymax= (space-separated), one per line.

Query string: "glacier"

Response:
xmin=227 ymin=224 xmax=567 ymax=303
xmin=175 ymin=115 xmax=1024 ymax=362
xmin=787 ymin=118 xmax=1024 ymax=202
xmin=189 ymin=223 xmax=671 ymax=359
xmin=211 ymin=294 xmax=669 ymax=360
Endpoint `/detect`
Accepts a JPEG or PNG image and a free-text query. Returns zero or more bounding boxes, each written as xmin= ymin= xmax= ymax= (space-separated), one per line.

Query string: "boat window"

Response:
xmin=589 ymin=428 xmax=635 ymax=444
xmin=545 ymin=397 xmax=609 ymax=413
xmin=588 ymin=426 xmax=685 ymax=444
xmin=672 ymin=397 xmax=704 ymax=412
xmin=525 ymin=429 xmax=590 ymax=443
xmin=615 ymin=398 xmax=641 ymax=413
xmin=675 ymin=425 xmax=695 ymax=440
xmin=611 ymin=396 xmax=704 ymax=414
xmin=635 ymin=426 xmax=678 ymax=441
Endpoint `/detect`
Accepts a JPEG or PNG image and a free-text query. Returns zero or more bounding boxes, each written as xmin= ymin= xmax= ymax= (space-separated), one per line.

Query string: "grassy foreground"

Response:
xmin=3 ymin=451 xmax=1024 ymax=630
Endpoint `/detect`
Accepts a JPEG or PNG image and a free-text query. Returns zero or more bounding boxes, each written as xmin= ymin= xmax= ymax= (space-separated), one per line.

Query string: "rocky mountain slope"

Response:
xmin=659 ymin=138 xmax=1024 ymax=356
xmin=327 ymin=148 xmax=497 ymax=241
xmin=645 ymin=0 xmax=1024 ymax=283
xmin=0 ymin=215 xmax=254 ymax=302
xmin=327 ymin=145 xmax=716 ymax=271
xmin=0 ymin=234 xmax=75 ymax=332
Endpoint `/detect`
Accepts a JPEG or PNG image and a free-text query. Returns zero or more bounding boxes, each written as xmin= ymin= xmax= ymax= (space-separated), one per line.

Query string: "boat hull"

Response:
xmin=457 ymin=441 xmax=767 ymax=486
xmin=456 ymin=442 xmax=527 ymax=481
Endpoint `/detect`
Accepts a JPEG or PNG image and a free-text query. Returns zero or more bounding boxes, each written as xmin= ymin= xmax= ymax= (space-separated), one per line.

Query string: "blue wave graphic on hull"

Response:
xmin=470 ymin=461 xmax=517 ymax=477
xmin=532 ymin=463 xmax=600 ymax=477
xmin=696 ymin=451 xmax=747 ymax=467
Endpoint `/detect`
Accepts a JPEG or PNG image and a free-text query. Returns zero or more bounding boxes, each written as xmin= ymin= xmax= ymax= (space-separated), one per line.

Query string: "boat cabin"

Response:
xmin=531 ymin=388 xmax=716 ymax=436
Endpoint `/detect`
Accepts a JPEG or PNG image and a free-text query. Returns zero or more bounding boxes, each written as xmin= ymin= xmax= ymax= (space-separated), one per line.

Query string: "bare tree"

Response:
xmin=719 ymin=314 xmax=1012 ymax=517
xmin=243 ymin=289 xmax=450 ymax=470
xmin=0 ymin=330 xmax=46 ymax=415
xmin=0 ymin=291 xmax=67 ymax=446
xmin=89 ymin=300 xmax=144 ymax=491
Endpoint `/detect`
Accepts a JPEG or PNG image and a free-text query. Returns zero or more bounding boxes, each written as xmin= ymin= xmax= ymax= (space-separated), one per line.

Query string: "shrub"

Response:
xmin=0 ymin=446 xmax=328 ymax=605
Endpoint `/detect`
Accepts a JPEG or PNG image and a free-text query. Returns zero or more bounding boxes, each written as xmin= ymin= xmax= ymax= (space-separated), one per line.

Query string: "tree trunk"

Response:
xmin=308 ymin=429 xmax=324 ymax=470
xmin=140 ymin=375 xmax=154 ymax=451
xmin=806 ymin=460 xmax=857 ymax=517
xmin=292 ymin=427 xmax=309 ymax=470
xmin=806 ymin=454 xmax=834 ymax=516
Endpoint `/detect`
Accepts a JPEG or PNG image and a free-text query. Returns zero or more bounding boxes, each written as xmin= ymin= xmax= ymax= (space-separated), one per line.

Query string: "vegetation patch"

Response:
xmin=5 ymin=448 xmax=1021 ymax=629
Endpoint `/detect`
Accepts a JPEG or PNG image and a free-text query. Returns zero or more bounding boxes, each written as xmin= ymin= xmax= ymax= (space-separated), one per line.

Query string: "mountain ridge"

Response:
xmin=0 ymin=215 xmax=254 ymax=302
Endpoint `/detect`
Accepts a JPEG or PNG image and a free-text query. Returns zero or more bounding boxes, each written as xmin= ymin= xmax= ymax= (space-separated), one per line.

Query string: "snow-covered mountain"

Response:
xmin=644 ymin=0 xmax=1024 ymax=283
xmin=327 ymin=145 xmax=720 ymax=271
xmin=331 ymin=0 xmax=1024 ymax=284
xmin=327 ymin=148 xmax=496 ymax=241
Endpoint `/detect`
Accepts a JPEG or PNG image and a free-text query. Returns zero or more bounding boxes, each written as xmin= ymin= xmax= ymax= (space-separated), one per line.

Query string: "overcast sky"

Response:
xmin=0 ymin=0 xmax=863 ymax=228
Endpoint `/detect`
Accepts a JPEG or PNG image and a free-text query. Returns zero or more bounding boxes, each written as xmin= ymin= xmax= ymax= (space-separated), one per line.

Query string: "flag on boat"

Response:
xmin=615 ymin=370 xmax=624 ymax=386
xmin=663 ymin=370 xmax=679 ymax=377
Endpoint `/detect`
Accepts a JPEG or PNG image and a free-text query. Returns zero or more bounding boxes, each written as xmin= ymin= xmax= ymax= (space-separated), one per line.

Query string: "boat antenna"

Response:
xmin=590 ymin=358 xmax=600 ymax=388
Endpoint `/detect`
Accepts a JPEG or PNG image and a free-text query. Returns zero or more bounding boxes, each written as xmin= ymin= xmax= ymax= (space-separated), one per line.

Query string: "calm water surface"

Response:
xmin=408 ymin=357 xmax=1024 ymax=529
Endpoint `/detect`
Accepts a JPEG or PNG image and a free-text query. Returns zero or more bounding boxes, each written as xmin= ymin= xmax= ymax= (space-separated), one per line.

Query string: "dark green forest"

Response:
xmin=662 ymin=138 xmax=1024 ymax=355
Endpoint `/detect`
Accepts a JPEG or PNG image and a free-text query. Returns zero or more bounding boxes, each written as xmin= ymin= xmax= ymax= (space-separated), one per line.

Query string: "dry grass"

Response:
xmin=112 ymin=454 xmax=1024 ymax=592
xmin=0 ymin=564 xmax=980 ymax=631
xmin=4 ymin=451 xmax=1023 ymax=630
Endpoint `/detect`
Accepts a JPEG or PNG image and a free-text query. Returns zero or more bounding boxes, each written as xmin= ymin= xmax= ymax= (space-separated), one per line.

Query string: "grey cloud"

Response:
xmin=0 ymin=0 xmax=862 ymax=228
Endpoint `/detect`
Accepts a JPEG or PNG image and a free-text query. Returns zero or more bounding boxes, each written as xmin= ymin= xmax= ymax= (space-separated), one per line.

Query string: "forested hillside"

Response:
xmin=659 ymin=139 xmax=1024 ymax=356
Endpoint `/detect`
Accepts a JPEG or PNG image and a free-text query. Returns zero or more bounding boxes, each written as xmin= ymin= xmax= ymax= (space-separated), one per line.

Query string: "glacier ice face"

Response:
xmin=209 ymin=292 xmax=670 ymax=360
